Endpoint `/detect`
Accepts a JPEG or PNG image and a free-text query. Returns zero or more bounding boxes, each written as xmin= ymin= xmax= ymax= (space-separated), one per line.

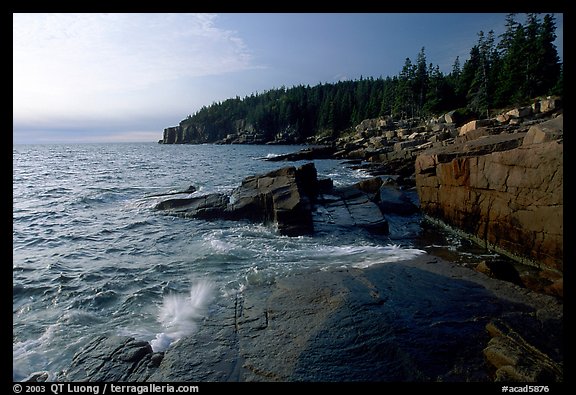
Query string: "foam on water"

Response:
xmin=210 ymin=238 xmax=236 ymax=253
xmin=263 ymin=153 xmax=282 ymax=159
xmin=13 ymin=143 xmax=473 ymax=379
xmin=349 ymin=244 xmax=427 ymax=268
xmin=13 ymin=323 xmax=59 ymax=381
xmin=300 ymin=243 xmax=426 ymax=268
xmin=150 ymin=279 xmax=215 ymax=352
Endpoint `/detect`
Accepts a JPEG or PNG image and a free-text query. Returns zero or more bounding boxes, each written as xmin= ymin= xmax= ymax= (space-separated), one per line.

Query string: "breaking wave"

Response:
xmin=150 ymin=279 xmax=215 ymax=352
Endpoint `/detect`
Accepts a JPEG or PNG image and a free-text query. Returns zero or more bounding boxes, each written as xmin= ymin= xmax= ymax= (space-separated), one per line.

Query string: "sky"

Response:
xmin=13 ymin=13 xmax=564 ymax=144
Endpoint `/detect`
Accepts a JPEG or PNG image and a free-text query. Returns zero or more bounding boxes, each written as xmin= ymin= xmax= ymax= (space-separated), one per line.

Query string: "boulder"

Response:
xmin=394 ymin=140 xmax=421 ymax=151
xmin=455 ymin=127 xmax=492 ymax=143
xmin=540 ymin=97 xmax=561 ymax=113
xmin=155 ymin=165 xmax=314 ymax=236
xmin=483 ymin=319 xmax=563 ymax=382
xmin=60 ymin=335 xmax=161 ymax=382
xmin=474 ymin=260 xmax=524 ymax=287
xmin=385 ymin=130 xmax=396 ymax=139
xmin=522 ymin=115 xmax=563 ymax=145
xmin=317 ymin=183 xmax=389 ymax=234
xmin=506 ymin=106 xmax=533 ymax=119
xmin=264 ymin=146 xmax=336 ymax=162
xmin=226 ymin=164 xmax=317 ymax=236
xmin=378 ymin=186 xmax=419 ymax=216
xmin=156 ymin=163 xmax=391 ymax=237
xmin=496 ymin=113 xmax=511 ymax=124
xmin=347 ymin=148 xmax=367 ymax=159
xmin=353 ymin=177 xmax=383 ymax=197
xmin=441 ymin=110 xmax=457 ymax=124
xmin=155 ymin=194 xmax=229 ymax=219
xmin=22 ymin=371 xmax=50 ymax=382
xmin=459 ymin=119 xmax=493 ymax=136
xmin=368 ymin=136 xmax=387 ymax=148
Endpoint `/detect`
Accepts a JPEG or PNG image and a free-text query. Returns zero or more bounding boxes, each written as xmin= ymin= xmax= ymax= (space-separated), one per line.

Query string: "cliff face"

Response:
xmin=161 ymin=124 xmax=226 ymax=144
xmin=162 ymin=126 xmax=182 ymax=144
xmin=415 ymin=116 xmax=563 ymax=273
xmin=161 ymin=119 xmax=261 ymax=144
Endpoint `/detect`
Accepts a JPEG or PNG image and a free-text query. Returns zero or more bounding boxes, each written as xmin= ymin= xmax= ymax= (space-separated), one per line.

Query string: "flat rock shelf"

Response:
xmin=57 ymin=254 xmax=562 ymax=382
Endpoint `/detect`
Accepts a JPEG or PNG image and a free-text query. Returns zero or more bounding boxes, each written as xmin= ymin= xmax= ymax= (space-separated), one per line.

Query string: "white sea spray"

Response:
xmin=150 ymin=279 xmax=215 ymax=352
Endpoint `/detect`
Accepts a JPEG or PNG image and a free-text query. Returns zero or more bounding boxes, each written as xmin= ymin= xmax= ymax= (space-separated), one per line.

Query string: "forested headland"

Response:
xmin=160 ymin=13 xmax=562 ymax=145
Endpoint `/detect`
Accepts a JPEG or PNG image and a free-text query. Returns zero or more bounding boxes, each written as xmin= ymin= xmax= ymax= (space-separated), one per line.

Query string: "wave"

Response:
xmin=253 ymin=153 xmax=284 ymax=160
xmin=300 ymin=244 xmax=426 ymax=268
xmin=200 ymin=225 xmax=427 ymax=271
xmin=348 ymin=244 xmax=426 ymax=268
xmin=13 ymin=325 xmax=56 ymax=382
xmin=150 ymin=279 xmax=215 ymax=352
xmin=74 ymin=192 xmax=126 ymax=206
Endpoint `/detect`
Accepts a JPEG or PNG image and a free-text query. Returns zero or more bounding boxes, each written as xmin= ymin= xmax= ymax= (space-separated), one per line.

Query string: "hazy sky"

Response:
xmin=13 ymin=13 xmax=564 ymax=144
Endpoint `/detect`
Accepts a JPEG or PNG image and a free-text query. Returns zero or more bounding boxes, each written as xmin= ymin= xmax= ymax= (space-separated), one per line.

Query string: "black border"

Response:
xmin=10 ymin=3 xmax=572 ymax=391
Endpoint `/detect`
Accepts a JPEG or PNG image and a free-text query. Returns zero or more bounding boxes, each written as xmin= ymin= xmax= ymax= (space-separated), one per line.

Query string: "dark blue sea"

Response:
xmin=13 ymin=142 xmax=496 ymax=381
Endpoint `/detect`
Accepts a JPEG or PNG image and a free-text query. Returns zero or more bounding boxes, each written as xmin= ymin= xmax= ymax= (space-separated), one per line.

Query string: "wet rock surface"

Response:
xmin=60 ymin=336 xmax=160 ymax=382
xmin=59 ymin=255 xmax=562 ymax=382
xmin=154 ymin=163 xmax=399 ymax=237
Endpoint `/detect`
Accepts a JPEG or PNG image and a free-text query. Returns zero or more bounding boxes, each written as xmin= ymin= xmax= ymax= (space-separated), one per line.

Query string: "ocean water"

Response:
xmin=12 ymin=142 xmax=486 ymax=381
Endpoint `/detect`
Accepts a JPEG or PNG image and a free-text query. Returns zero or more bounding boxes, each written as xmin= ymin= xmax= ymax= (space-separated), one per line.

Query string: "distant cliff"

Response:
xmin=160 ymin=118 xmax=266 ymax=145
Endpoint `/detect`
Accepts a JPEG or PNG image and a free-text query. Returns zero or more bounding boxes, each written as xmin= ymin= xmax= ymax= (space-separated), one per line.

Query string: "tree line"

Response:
xmin=179 ymin=13 xmax=562 ymax=142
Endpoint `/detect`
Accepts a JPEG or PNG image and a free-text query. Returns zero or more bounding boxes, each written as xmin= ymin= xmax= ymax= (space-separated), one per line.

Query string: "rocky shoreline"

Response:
xmin=51 ymin=254 xmax=562 ymax=382
xmin=152 ymin=162 xmax=411 ymax=237
xmin=157 ymin=98 xmax=563 ymax=282
xmin=262 ymin=101 xmax=564 ymax=293
xmin=44 ymin=156 xmax=563 ymax=382
xmin=29 ymin=99 xmax=563 ymax=383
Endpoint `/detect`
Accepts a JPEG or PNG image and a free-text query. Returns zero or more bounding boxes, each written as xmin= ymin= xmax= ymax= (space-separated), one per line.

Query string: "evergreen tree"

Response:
xmin=414 ymin=47 xmax=429 ymax=117
xmin=550 ymin=63 xmax=563 ymax=96
xmin=424 ymin=64 xmax=453 ymax=115
xmin=471 ymin=30 xmax=499 ymax=118
xmin=379 ymin=76 xmax=397 ymax=116
xmin=394 ymin=57 xmax=416 ymax=119
xmin=174 ymin=13 xmax=561 ymax=144
xmin=524 ymin=13 xmax=541 ymax=99
xmin=495 ymin=13 xmax=561 ymax=105
xmin=448 ymin=56 xmax=466 ymax=108
xmin=460 ymin=45 xmax=482 ymax=114
xmin=535 ymin=14 xmax=561 ymax=95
